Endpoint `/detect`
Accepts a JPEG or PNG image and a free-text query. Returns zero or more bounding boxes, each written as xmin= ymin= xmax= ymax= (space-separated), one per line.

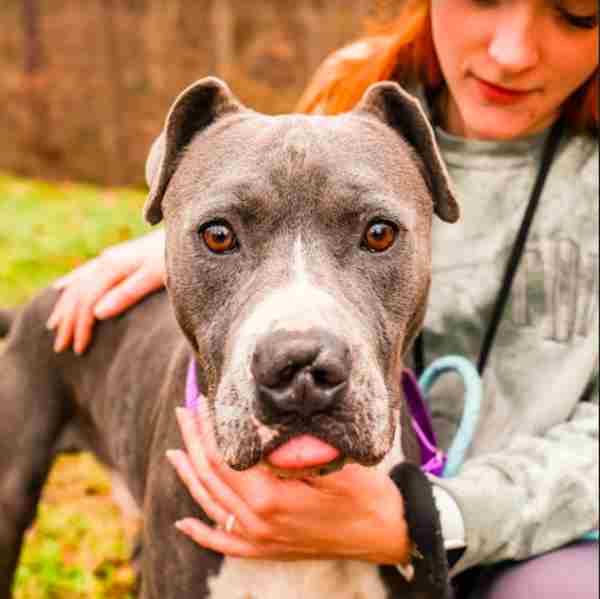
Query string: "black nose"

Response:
xmin=251 ymin=328 xmax=352 ymax=419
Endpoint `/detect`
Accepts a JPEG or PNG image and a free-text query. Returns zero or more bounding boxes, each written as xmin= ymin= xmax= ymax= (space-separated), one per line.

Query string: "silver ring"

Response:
xmin=225 ymin=513 xmax=236 ymax=534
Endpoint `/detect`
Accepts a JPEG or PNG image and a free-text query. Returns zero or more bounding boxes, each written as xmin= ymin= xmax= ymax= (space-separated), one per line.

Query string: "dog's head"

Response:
xmin=145 ymin=77 xmax=458 ymax=477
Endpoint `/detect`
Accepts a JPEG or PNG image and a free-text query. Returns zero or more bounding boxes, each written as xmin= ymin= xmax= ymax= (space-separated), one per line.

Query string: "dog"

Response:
xmin=0 ymin=77 xmax=459 ymax=599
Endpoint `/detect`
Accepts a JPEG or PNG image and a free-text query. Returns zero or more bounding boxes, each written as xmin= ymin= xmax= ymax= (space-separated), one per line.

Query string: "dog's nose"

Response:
xmin=251 ymin=329 xmax=351 ymax=419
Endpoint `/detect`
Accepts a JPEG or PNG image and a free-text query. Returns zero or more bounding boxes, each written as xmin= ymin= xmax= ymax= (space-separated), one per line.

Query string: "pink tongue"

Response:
xmin=267 ymin=435 xmax=340 ymax=470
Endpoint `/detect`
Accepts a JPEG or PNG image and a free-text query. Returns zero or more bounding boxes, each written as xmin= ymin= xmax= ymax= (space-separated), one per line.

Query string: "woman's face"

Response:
xmin=430 ymin=0 xmax=598 ymax=140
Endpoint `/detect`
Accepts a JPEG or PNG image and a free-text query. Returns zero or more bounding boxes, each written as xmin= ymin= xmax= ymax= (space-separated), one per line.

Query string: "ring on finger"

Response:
xmin=225 ymin=513 xmax=236 ymax=534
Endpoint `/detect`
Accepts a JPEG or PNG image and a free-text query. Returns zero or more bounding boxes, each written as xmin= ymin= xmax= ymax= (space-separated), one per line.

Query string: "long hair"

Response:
xmin=297 ymin=0 xmax=598 ymax=135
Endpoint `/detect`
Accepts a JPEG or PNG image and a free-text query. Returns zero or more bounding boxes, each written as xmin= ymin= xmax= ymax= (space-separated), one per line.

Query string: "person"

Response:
xmin=46 ymin=0 xmax=599 ymax=596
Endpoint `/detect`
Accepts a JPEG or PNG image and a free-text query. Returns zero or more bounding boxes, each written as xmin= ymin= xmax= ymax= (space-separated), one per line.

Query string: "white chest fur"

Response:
xmin=207 ymin=558 xmax=388 ymax=599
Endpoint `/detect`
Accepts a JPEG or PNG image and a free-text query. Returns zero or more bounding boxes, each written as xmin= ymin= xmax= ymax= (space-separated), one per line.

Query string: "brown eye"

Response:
xmin=202 ymin=222 xmax=238 ymax=254
xmin=363 ymin=221 xmax=397 ymax=253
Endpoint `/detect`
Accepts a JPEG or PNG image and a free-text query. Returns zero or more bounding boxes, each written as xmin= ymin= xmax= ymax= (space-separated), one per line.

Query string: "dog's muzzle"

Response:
xmin=251 ymin=328 xmax=351 ymax=422
xmin=250 ymin=327 xmax=352 ymax=473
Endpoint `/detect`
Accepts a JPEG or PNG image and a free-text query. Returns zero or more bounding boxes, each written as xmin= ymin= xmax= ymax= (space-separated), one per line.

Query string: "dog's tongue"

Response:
xmin=267 ymin=435 xmax=340 ymax=470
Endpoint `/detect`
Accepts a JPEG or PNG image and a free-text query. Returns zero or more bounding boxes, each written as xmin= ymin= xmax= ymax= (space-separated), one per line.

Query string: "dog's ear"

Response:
xmin=144 ymin=77 xmax=244 ymax=225
xmin=355 ymin=82 xmax=460 ymax=223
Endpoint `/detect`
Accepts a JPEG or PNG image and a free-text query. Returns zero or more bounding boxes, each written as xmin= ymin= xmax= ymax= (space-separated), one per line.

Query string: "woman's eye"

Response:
xmin=558 ymin=8 xmax=598 ymax=29
xmin=201 ymin=222 xmax=238 ymax=254
xmin=362 ymin=221 xmax=398 ymax=253
xmin=554 ymin=0 xmax=598 ymax=29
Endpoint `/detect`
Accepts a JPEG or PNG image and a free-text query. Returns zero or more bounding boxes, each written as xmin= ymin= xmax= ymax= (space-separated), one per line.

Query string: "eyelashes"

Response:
xmin=557 ymin=8 xmax=598 ymax=30
xmin=470 ymin=0 xmax=598 ymax=30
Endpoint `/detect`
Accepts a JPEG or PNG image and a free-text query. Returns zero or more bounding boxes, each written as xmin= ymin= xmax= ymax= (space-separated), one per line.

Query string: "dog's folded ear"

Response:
xmin=144 ymin=77 xmax=244 ymax=225
xmin=355 ymin=82 xmax=460 ymax=224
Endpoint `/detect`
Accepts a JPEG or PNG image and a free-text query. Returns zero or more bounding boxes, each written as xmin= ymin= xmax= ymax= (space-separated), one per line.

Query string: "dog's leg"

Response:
xmin=0 ymin=325 xmax=70 ymax=598
xmin=139 ymin=432 xmax=223 ymax=599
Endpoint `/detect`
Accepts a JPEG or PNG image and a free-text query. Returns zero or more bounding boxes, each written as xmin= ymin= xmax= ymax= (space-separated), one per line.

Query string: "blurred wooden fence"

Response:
xmin=1 ymin=0 xmax=387 ymax=186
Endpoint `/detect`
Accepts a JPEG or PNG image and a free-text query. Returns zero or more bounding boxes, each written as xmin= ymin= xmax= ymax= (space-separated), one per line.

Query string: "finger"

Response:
xmin=72 ymin=306 xmax=97 ymax=355
xmin=175 ymin=518 xmax=284 ymax=560
xmin=52 ymin=288 xmax=80 ymax=352
xmin=175 ymin=408 xmax=265 ymax=534
xmin=72 ymin=271 xmax=133 ymax=354
xmin=51 ymin=261 xmax=96 ymax=290
xmin=305 ymin=462 xmax=365 ymax=492
xmin=47 ymin=260 xmax=117 ymax=330
xmin=52 ymin=266 xmax=128 ymax=352
xmin=166 ymin=449 xmax=232 ymax=528
xmin=192 ymin=402 xmax=313 ymax=509
xmin=94 ymin=266 xmax=164 ymax=319
xmin=46 ymin=288 xmax=70 ymax=331
xmin=192 ymin=404 xmax=293 ymax=493
xmin=52 ymin=274 xmax=75 ymax=290
xmin=179 ymin=404 xmax=271 ymax=493
xmin=47 ymin=260 xmax=103 ymax=330
xmin=190 ymin=402 xmax=260 ymax=481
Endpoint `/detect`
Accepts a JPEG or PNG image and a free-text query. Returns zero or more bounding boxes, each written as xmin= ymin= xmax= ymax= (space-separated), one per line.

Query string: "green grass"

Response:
xmin=0 ymin=172 xmax=148 ymax=598
xmin=0 ymin=173 xmax=150 ymax=307
xmin=14 ymin=454 xmax=139 ymax=599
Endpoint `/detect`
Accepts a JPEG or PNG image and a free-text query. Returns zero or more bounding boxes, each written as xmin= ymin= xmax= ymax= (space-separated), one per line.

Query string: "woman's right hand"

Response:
xmin=47 ymin=229 xmax=166 ymax=355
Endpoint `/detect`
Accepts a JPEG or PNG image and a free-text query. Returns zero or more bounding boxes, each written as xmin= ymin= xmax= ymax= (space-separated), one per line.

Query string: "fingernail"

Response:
xmin=94 ymin=302 xmax=111 ymax=319
xmin=194 ymin=403 xmax=208 ymax=425
xmin=165 ymin=449 xmax=179 ymax=463
xmin=175 ymin=520 xmax=189 ymax=533
xmin=175 ymin=407 xmax=189 ymax=422
xmin=46 ymin=317 xmax=57 ymax=330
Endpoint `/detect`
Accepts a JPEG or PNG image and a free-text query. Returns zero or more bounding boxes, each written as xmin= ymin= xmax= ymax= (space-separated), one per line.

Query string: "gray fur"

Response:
xmin=0 ymin=78 xmax=457 ymax=599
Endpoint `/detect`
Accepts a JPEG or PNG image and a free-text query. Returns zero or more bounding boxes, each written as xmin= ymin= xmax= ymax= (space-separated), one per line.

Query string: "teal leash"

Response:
xmin=418 ymin=356 xmax=482 ymax=478
xmin=417 ymin=355 xmax=599 ymax=543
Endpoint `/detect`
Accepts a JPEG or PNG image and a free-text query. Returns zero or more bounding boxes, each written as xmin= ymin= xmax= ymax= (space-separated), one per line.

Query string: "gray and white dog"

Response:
xmin=0 ymin=78 xmax=459 ymax=599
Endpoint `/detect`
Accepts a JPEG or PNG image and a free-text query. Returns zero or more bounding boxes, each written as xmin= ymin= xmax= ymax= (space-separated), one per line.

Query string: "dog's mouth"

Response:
xmin=216 ymin=381 xmax=394 ymax=476
xmin=261 ymin=433 xmax=348 ymax=479
xmin=264 ymin=434 xmax=342 ymax=477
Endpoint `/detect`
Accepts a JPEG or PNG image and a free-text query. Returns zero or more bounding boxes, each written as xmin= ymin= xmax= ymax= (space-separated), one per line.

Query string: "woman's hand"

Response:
xmin=166 ymin=402 xmax=412 ymax=566
xmin=47 ymin=229 xmax=166 ymax=354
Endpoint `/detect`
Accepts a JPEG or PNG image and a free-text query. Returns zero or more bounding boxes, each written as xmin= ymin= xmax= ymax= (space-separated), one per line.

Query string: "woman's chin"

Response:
xmin=452 ymin=101 xmax=553 ymax=141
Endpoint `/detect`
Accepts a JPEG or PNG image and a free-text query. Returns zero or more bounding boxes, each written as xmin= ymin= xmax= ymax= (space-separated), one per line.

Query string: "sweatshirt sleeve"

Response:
xmin=432 ymin=388 xmax=599 ymax=575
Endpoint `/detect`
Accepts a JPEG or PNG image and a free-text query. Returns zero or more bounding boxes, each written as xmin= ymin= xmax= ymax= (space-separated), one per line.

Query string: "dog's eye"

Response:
xmin=201 ymin=222 xmax=238 ymax=254
xmin=362 ymin=221 xmax=397 ymax=253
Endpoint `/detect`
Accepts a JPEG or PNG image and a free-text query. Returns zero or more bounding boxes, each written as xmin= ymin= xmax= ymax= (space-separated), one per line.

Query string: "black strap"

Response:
xmin=413 ymin=331 xmax=426 ymax=378
xmin=414 ymin=117 xmax=565 ymax=378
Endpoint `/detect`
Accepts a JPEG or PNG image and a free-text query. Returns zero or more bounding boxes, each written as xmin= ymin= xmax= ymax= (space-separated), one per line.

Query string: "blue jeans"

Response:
xmin=455 ymin=542 xmax=599 ymax=599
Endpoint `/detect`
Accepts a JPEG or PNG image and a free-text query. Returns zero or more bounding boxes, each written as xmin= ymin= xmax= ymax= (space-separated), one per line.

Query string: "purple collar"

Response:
xmin=185 ymin=359 xmax=445 ymax=477
xmin=401 ymin=369 xmax=446 ymax=476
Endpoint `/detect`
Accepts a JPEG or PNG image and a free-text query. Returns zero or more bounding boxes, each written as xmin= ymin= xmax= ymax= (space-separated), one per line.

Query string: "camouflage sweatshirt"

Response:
xmin=423 ymin=114 xmax=599 ymax=574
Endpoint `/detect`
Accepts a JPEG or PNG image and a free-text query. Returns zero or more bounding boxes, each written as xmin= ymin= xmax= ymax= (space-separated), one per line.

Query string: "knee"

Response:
xmin=480 ymin=543 xmax=599 ymax=599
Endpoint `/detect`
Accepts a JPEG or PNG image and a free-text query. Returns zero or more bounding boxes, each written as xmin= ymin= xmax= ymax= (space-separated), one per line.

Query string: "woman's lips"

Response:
xmin=474 ymin=76 xmax=535 ymax=105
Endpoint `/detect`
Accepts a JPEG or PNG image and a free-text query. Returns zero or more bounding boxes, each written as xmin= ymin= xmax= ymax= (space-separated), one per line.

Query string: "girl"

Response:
xmin=48 ymin=1 xmax=598 ymax=596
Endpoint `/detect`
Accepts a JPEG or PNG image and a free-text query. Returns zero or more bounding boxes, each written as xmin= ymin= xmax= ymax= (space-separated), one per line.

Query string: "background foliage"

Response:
xmin=0 ymin=174 xmax=147 ymax=597
xmin=0 ymin=0 xmax=393 ymax=187
xmin=0 ymin=2 xmax=396 ymax=595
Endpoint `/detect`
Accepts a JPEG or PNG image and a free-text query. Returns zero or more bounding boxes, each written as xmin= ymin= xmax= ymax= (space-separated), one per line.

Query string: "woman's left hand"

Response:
xmin=166 ymin=402 xmax=411 ymax=566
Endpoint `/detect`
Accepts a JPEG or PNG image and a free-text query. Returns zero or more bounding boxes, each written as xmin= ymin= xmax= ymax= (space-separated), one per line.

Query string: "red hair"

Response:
xmin=296 ymin=0 xmax=598 ymax=135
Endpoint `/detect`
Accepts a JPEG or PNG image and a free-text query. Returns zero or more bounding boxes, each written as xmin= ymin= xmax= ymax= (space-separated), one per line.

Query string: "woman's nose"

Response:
xmin=488 ymin=8 xmax=540 ymax=73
